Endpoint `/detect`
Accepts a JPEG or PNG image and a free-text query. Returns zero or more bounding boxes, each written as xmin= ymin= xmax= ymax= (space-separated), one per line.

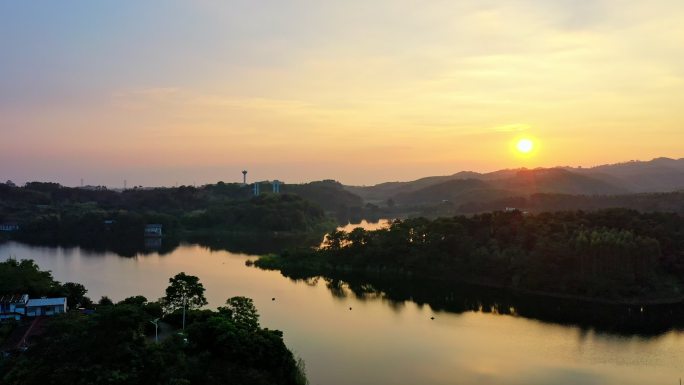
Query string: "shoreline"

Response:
xmin=253 ymin=255 xmax=684 ymax=307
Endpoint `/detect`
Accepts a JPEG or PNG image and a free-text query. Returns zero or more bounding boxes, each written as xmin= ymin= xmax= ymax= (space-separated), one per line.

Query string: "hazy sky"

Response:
xmin=1 ymin=1 xmax=683 ymax=186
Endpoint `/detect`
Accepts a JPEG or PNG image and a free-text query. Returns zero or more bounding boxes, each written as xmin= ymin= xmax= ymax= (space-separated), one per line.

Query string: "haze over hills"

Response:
xmin=569 ymin=157 xmax=684 ymax=193
xmin=345 ymin=157 xmax=684 ymax=206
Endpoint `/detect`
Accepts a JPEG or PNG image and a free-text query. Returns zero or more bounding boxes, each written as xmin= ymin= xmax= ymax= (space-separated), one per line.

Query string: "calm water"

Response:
xmin=2 ymin=228 xmax=684 ymax=384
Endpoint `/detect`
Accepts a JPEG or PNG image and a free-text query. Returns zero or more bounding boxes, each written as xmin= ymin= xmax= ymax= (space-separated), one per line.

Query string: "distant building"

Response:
xmin=145 ymin=224 xmax=163 ymax=237
xmin=0 ymin=294 xmax=29 ymax=321
xmin=0 ymin=295 xmax=66 ymax=321
xmin=0 ymin=223 xmax=19 ymax=232
xmin=26 ymin=298 xmax=67 ymax=317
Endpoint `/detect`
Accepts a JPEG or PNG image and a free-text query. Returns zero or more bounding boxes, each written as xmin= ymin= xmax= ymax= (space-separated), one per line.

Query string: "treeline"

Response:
xmin=0 ymin=181 xmax=335 ymax=251
xmin=0 ymin=259 xmax=306 ymax=385
xmin=456 ymin=192 xmax=684 ymax=215
xmin=257 ymin=209 xmax=684 ymax=301
xmin=0 ymin=180 xmax=366 ymax=219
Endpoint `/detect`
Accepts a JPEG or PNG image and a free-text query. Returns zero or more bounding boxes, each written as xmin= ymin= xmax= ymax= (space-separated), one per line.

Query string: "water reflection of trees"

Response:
xmin=278 ymin=269 xmax=684 ymax=336
xmin=187 ymin=232 xmax=323 ymax=255
xmin=5 ymin=229 xmax=327 ymax=258
xmin=7 ymin=237 xmax=181 ymax=258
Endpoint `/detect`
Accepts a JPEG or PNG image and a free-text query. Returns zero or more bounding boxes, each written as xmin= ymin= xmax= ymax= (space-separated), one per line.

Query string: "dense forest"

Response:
xmin=422 ymin=191 xmax=684 ymax=217
xmin=0 ymin=259 xmax=306 ymax=385
xmin=0 ymin=181 xmax=338 ymax=252
xmin=255 ymin=209 xmax=684 ymax=302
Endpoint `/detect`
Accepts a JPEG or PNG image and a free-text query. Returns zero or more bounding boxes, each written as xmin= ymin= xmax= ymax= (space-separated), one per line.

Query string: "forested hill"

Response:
xmin=0 ymin=181 xmax=342 ymax=251
xmin=280 ymin=180 xmax=362 ymax=211
xmin=346 ymin=157 xmax=684 ymax=205
xmin=0 ymin=180 xmax=359 ymax=216
xmin=256 ymin=209 xmax=684 ymax=303
xmin=573 ymin=157 xmax=684 ymax=192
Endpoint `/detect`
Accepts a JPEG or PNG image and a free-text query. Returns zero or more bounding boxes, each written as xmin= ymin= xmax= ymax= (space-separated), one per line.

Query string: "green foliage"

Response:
xmin=0 ymin=320 xmax=18 ymax=346
xmin=218 ymin=296 xmax=260 ymax=331
xmin=1 ymin=302 xmax=305 ymax=385
xmin=163 ymin=273 xmax=208 ymax=313
xmin=281 ymin=180 xmax=362 ymax=211
xmin=181 ymin=194 xmax=329 ymax=232
xmin=0 ymin=259 xmax=62 ymax=297
xmin=0 ymin=182 xmax=337 ymax=253
xmin=1 ymin=267 xmax=306 ymax=385
xmin=60 ymin=282 xmax=89 ymax=309
xmin=458 ymin=192 xmax=684 ymax=215
xmin=260 ymin=209 xmax=684 ymax=300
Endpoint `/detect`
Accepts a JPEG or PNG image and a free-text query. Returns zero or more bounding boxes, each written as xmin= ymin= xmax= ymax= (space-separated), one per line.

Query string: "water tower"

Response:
xmin=242 ymin=170 xmax=247 ymax=185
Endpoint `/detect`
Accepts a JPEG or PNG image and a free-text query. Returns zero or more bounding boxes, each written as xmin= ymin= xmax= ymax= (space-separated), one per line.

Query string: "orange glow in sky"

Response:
xmin=1 ymin=1 xmax=683 ymax=186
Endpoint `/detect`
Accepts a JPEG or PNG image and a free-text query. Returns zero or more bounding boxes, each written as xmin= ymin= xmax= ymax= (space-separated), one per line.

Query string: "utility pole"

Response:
xmin=150 ymin=318 xmax=159 ymax=343
xmin=182 ymin=293 xmax=186 ymax=330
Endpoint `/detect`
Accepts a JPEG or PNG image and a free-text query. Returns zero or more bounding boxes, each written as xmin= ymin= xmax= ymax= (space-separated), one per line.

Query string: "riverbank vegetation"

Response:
xmin=0 ymin=181 xmax=337 ymax=253
xmin=0 ymin=259 xmax=307 ymax=385
xmin=255 ymin=209 xmax=684 ymax=302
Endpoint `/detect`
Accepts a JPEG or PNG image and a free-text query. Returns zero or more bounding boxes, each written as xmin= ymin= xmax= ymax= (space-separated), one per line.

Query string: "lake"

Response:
xmin=1 ymin=223 xmax=683 ymax=385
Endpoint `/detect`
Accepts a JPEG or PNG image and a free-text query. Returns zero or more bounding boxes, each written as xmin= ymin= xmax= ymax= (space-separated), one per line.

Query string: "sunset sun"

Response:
xmin=516 ymin=138 xmax=534 ymax=154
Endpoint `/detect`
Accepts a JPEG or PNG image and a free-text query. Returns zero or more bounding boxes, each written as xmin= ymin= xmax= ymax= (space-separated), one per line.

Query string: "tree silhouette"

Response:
xmin=163 ymin=272 xmax=208 ymax=330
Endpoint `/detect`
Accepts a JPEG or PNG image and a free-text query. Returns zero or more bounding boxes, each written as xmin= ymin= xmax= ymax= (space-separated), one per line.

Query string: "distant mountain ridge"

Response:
xmin=569 ymin=157 xmax=684 ymax=193
xmin=346 ymin=157 xmax=684 ymax=206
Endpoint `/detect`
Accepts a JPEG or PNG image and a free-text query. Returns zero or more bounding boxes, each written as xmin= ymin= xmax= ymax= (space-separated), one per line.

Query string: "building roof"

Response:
xmin=0 ymin=294 xmax=28 ymax=304
xmin=27 ymin=297 xmax=66 ymax=307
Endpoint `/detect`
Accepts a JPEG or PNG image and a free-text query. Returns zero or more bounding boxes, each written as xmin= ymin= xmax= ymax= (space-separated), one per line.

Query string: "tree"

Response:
xmin=323 ymin=230 xmax=346 ymax=250
xmin=164 ymin=272 xmax=208 ymax=329
xmin=218 ymin=296 xmax=260 ymax=331
xmin=98 ymin=296 xmax=114 ymax=306
xmin=119 ymin=295 xmax=148 ymax=306
xmin=60 ymin=282 xmax=88 ymax=309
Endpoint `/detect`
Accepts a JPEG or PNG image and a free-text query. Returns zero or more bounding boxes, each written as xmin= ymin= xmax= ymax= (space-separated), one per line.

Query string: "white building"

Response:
xmin=0 ymin=295 xmax=66 ymax=320
xmin=26 ymin=298 xmax=67 ymax=317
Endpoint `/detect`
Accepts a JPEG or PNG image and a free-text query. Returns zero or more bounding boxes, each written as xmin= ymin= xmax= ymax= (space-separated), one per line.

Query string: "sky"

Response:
xmin=1 ymin=1 xmax=683 ymax=187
